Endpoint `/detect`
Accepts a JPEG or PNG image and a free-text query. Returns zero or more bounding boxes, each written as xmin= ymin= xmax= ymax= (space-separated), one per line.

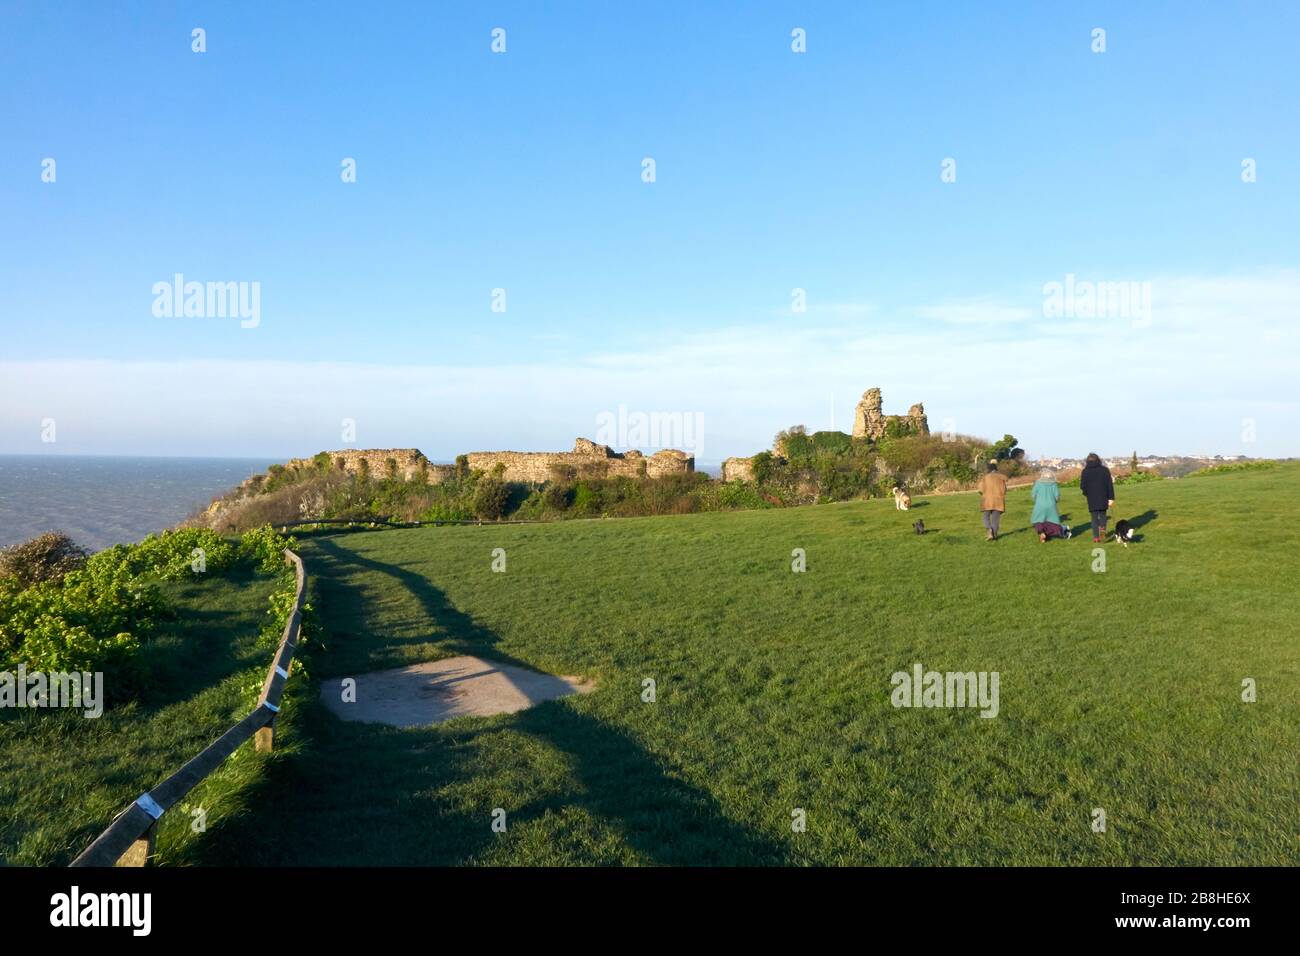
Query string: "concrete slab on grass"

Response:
xmin=319 ymin=655 xmax=594 ymax=728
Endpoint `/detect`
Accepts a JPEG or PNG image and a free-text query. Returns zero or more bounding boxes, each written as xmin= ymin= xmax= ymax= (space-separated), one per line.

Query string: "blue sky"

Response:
xmin=2 ymin=1 xmax=1298 ymax=462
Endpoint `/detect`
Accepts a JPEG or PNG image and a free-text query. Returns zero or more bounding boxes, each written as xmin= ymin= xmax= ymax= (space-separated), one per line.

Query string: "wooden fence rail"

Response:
xmin=70 ymin=548 xmax=307 ymax=868
xmin=273 ymin=516 xmax=552 ymax=530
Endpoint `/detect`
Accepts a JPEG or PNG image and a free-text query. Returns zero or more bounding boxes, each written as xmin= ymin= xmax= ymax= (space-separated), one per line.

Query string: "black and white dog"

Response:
xmin=1112 ymin=519 xmax=1136 ymax=547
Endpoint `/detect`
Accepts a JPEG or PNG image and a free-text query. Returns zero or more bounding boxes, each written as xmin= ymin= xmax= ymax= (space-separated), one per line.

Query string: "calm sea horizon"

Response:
xmin=0 ymin=454 xmax=275 ymax=551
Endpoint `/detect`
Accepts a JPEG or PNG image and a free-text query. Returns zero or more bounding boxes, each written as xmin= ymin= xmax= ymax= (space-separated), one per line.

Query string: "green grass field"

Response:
xmin=161 ymin=463 xmax=1298 ymax=866
xmin=0 ymin=567 xmax=283 ymax=866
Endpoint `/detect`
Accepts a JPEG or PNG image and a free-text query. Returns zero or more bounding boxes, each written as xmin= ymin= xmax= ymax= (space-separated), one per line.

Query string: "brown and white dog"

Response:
xmin=892 ymin=486 xmax=911 ymax=511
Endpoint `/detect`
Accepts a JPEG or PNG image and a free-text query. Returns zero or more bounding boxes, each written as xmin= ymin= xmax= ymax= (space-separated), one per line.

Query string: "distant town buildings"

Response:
xmin=1031 ymin=454 xmax=1251 ymax=472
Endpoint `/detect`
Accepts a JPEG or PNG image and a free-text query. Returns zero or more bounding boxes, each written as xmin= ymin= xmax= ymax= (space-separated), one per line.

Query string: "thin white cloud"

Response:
xmin=2 ymin=272 xmax=1297 ymax=461
xmin=914 ymin=299 xmax=1036 ymax=325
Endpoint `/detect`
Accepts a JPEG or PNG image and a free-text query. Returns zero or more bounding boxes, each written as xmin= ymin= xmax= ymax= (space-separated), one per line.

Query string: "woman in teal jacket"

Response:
xmin=1030 ymin=468 xmax=1071 ymax=542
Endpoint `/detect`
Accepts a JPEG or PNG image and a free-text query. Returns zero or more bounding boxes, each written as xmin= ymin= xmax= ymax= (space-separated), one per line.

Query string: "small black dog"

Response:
xmin=913 ymin=519 xmax=926 ymax=536
xmin=1113 ymin=519 xmax=1136 ymax=547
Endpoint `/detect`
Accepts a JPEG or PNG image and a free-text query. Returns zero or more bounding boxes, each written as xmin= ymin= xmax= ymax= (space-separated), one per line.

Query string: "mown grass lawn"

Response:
xmin=0 ymin=566 xmax=288 ymax=866
xmin=168 ymin=463 xmax=1299 ymax=866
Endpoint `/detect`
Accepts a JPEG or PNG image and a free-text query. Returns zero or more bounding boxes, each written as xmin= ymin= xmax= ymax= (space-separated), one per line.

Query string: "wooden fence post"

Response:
xmin=118 ymin=820 xmax=157 ymax=867
xmin=71 ymin=549 xmax=307 ymax=868
xmin=255 ymin=719 xmax=275 ymax=753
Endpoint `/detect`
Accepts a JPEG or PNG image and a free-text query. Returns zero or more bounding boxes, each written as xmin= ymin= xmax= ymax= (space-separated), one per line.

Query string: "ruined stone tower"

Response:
xmin=852 ymin=388 xmax=929 ymax=440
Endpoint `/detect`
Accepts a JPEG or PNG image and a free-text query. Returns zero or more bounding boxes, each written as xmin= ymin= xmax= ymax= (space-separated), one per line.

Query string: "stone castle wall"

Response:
xmin=467 ymin=439 xmax=693 ymax=483
xmin=285 ymin=448 xmax=455 ymax=483
xmin=286 ymin=439 xmax=693 ymax=487
xmin=721 ymin=457 xmax=755 ymax=482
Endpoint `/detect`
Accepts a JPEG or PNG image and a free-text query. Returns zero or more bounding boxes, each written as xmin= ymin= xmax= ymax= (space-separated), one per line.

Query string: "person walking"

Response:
xmin=1079 ymin=452 xmax=1115 ymax=542
xmin=1030 ymin=467 xmax=1070 ymax=542
xmin=977 ymin=460 xmax=1008 ymax=540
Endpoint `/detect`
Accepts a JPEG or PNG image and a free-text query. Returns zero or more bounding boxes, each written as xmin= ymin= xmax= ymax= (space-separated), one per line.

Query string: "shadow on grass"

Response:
xmin=307 ymin=534 xmax=510 ymax=673
xmin=137 ymin=565 xmax=273 ymax=710
xmin=1128 ymin=509 xmax=1158 ymax=529
xmin=993 ymin=525 xmax=1031 ymax=539
xmin=178 ymin=539 xmax=789 ymax=866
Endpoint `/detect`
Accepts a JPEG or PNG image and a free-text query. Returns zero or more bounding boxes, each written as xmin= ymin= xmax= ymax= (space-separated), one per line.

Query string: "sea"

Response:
xmin=0 ymin=455 xmax=274 ymax=552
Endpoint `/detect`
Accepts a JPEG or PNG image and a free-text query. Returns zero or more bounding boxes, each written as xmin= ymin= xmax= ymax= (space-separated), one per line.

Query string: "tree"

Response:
xmin=990 ymin=434 xmax=1020 ymax=460
xmin=472 ymin=477 xmax=509 ymax=520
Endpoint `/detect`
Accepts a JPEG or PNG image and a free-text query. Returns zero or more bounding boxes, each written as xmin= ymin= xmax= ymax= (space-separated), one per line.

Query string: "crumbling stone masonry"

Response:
xmin=285 ymin=449 xmax=454 ymax=483
xmin=466 ymin=438 xmax=693 ymax=483
xmin=852 ymin=388 xmax=929 ymax=440
xmin=721 ymin=457 xmax=755 ymax=482
xmin=287 ymin=439 xmax=693 ymax=487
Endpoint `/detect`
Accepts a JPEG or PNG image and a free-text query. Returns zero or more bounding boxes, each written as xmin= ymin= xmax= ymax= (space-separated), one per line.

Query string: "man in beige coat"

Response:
xmin=977 ymin=460 xmax=1009 ymax=540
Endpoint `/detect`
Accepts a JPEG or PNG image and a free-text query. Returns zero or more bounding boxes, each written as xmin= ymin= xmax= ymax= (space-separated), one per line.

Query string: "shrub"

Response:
xmin=418 ymin=501 xmax=475 ymax=523
xmin=1115 ymin=469 xmax=1163 ymax=486
xmin=571 ymin=482 xmax=601 ymax=516
xmin=120 ymin=528 xmax=237 ymax=580
xmin=776 ymin=426 xmax=814 ymax=460
xmin=1187 ymin=460 xmax=1278 ymax=478
xmin=0 ymin=522 xmax=302 ymax=709
xmin=0 ymin=532 xmax=89 ymax=587
xmin=0 ymin=548 xmax=157 ymax=691
xmin=512 ymin=490 xmax=545 ymax=521
xmin=238 ymin=525 xmax=296 ymax=573
xmin=472 ymin=477 xmax=509 ymax=520
xmin=543 ymin=482 xmax=574 ymax=510
xmin=811 ymin=431 xmax=852 ymax=456
xmin=717 ymin=480 xmax=770 ymax=510
xmin=884 ymin=418 xmax=917 ymax=440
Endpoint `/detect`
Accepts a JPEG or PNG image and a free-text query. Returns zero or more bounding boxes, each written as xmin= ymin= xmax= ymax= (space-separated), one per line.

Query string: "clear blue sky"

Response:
xmin=2 ymin=1 xmax=1298 ymax=461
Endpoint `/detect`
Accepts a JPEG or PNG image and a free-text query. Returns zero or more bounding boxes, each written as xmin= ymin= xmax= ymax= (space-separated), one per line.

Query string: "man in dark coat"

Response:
xmin=1079 ymin=452 xmax=1115 ymax=542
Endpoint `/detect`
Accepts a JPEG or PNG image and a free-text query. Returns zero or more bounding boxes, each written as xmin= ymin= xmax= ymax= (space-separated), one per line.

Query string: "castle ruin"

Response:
xmin=720 ymin=387 xmax=928 ymax=482
xmin=285 ymin=438 xmax=694 ymax=486
xmin=284 ymin=448 xmax=453 ymax=483
xmin=852 ymin=387 xmax=929 ymax=441
xmin=278 ymin=388 xmax=920 ymax=489
xmin=466 ymin=438 xmax=693 ymax=482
